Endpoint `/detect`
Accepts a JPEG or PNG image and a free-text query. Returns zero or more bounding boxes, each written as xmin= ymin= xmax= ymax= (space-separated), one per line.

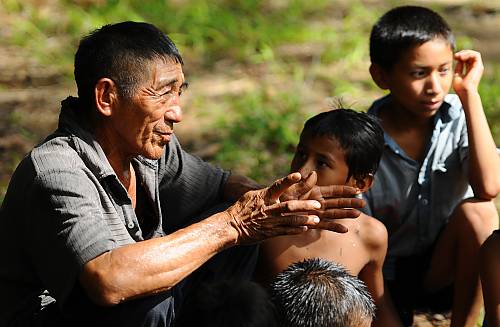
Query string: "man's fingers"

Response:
xmin=269 ymin=214 xmax=320 ymax=227
xmin=315 ymin=208 xmax=362 ymax=220
xmin=318 ymin=185 xmax=359 ymax=198
xmin=279 ymin=171 xmax=317 ymax=201
xmin=297 ymin=171 xmax=317 ymax=200
xmin=309 ymin=221 xmax=349 ymax=233
xmin=267 ymin=172 xmax=302 ymax=203
xmin=265 ymin=200 xmax=321 ymax=216
xmin=321 ymin=197 xmax=365 ymax=209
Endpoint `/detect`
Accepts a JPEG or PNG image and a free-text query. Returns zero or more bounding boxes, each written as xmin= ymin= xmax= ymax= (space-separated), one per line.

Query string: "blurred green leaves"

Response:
xmin=1 ymin=0 xmax=499 ymax=186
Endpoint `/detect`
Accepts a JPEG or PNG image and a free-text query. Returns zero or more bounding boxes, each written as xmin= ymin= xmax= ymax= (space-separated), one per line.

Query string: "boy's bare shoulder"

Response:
xmin=358 ymin=213 xmax=388 ymax=251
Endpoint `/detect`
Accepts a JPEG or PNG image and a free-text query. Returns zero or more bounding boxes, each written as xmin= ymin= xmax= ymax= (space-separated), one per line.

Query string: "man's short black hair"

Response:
xmin=175 ymin=279 xmax=277 ymax=327
xmin=370 ymin=5 xmax=455 ymax=71
xmin=74 ymin=21 xmax=183 ymax=109
xmin=301 ymin=108 xmax=384 ymax=183
xmin=270 ymin=258 xmax=375 ymax=327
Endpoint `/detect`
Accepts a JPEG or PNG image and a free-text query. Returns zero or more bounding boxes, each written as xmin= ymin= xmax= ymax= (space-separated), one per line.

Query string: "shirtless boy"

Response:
xmin=257 ymin=108 xmax=402 ymax=326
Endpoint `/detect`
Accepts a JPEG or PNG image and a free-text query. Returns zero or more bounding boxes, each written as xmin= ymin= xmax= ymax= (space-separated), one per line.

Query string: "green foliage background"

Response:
xmin=1 ymin=0 xmax=499 ymax=188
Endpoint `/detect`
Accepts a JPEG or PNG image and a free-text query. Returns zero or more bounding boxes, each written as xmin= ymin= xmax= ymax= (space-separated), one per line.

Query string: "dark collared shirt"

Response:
xmin=0 ymin=99 xmax=228 ymax=324
xmin=362 ymin=94 xmax=473 ymax=279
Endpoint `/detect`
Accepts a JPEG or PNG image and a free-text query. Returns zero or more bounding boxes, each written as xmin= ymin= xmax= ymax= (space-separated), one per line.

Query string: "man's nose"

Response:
xmin=165 ymin=96 xmax=183 ymax=123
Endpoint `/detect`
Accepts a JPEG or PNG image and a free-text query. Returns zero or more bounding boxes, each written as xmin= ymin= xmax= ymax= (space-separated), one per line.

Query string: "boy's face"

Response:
xmin=291 ymin=134 xmax=350 ymax=187
xmin=382 ymin=38 xmax=454 ymax=118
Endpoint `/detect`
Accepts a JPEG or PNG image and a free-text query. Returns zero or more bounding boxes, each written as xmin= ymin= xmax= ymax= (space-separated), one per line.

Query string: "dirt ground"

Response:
xmin=0 ymin=1 xmax=498 ymax=326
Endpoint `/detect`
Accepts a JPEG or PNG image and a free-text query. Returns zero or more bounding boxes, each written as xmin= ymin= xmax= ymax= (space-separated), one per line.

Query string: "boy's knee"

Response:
xmin=453 ymin=199 xmax=498 ymax=238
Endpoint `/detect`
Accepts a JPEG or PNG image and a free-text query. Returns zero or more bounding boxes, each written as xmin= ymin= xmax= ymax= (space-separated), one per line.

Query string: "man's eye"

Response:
xmin=179 ymin=82 xmax=189 ymax=96
xmin=161 ymin=90 xmax=174 ymax=97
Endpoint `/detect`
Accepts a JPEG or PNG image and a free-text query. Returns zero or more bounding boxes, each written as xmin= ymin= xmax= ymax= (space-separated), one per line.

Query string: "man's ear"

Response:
xmin=94 ymin=78 xmax=119 ymax=117
xmin=354 ymin=174 xmax=374 ymax=193
xmin=369 ymin=64 xmax=390 ymax=90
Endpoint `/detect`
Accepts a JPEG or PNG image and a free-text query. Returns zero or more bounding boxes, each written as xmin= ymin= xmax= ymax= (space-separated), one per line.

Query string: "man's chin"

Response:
xmin=142 ymin=144 xmax=167 ymax=160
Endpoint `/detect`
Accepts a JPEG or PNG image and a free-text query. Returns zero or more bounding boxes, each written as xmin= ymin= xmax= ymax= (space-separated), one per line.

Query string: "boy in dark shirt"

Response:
xmin=365 ymin=6 xmax=500 ymax=326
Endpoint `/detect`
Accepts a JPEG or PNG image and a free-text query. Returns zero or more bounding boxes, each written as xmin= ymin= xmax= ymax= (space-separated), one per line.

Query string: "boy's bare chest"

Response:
xmin=276 ymin=230 xmax=371 ymax=276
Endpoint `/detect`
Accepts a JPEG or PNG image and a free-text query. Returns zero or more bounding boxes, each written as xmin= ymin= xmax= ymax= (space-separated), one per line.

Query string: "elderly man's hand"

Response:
xmin=225 ymin=172 xmax=322 ymax=244
xmin=281 ymin=171 xmax=365 ymax=233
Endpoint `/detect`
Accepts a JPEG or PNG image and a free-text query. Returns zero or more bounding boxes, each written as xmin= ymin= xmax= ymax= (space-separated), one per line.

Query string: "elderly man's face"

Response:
xmin=115 ymin=58 xmax=185 ymax=160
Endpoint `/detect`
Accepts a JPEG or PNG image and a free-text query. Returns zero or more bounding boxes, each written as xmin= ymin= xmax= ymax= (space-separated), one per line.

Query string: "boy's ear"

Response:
xmin=354 ymin=174 xmax=374 ymax=193
xmin=94 ymin=78 xmax=119 ymax=117
xmin=369 ymin=64 xmax=390 ymax=90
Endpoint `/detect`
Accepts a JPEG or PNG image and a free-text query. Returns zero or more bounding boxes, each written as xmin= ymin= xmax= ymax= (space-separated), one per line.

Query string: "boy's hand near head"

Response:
xmin=453 ymin=50 xmax=484 ymax=97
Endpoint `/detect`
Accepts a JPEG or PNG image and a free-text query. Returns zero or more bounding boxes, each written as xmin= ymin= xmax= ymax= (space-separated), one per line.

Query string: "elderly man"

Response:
xmin=0 ymin=22 xmax=363 ymax=326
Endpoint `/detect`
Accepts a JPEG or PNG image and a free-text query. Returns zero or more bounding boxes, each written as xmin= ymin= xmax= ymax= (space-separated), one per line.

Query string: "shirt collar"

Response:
xmin=57 ymin=96 xmax=118 ymax=180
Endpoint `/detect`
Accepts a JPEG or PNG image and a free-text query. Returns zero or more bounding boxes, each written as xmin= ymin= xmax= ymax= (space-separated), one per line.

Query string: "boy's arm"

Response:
xmin=453 ymin=50 xmax=500 ymax=199
xmin=359 ymin=219 xmax=403 ymax=327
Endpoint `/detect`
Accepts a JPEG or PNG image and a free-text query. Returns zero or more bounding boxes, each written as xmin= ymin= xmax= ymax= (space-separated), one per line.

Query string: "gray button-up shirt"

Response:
xmin=0 ymin=99 xmax=229 ymax=324
xmin=362 ymin=94 xmax=473 ymax=279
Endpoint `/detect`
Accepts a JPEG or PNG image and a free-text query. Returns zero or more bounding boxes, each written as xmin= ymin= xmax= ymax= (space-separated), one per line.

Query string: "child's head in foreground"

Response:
xmin=369 ymin=6 xmax=457 ymax=116
xmin=270 ymin=258 xmax=375 ymax=327
xmin=292 ymin=108 xmax=384 ymax=192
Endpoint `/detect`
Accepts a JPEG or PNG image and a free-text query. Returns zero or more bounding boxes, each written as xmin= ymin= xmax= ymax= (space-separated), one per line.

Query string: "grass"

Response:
xmin=1 ymin=0 xmax=499 ymax=185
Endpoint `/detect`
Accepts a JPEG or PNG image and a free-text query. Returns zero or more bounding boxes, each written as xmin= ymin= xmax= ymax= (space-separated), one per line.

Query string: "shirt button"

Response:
xmin=128 ymin=222 xmax=134 ymax=229
xmin=421 ymin=199 xmax=429 ymax=205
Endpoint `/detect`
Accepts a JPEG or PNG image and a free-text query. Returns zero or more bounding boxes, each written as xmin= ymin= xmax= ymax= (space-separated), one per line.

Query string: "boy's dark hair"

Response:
xmin=74 ymin=21 xmax=183 ymax=109
xmin=175 ymin=279 xmax=277 ymax=327
xmin=370 ymin=5 xmax=455 ymax=71
xmin=270 ymin=258 xmax=375 ymax=327
xmin=301 ymin=108 xmax=384 ymax=182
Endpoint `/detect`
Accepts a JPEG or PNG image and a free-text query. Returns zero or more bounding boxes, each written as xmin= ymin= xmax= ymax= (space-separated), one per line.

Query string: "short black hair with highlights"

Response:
xmin=301 ymin=108 xmax=384 ymax=183
xmin=370 ymin=6 xmax=455 ymax=71
xmin=270 ymin=258 xmax=375 ymax=327
xmin=74 ymin=21 xmax=183 ymax=109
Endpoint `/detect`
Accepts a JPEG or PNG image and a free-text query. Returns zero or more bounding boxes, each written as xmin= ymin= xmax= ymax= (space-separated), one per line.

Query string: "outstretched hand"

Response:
xmin=309 ymin=184 xmax=364 ymax=232
xmin=281 ymin=171 xmax=365 ymax=233
xmin=225 ymin=172 xmax=322 ymax=245
xmin=453 ymin=50 xmax=484 ymax=96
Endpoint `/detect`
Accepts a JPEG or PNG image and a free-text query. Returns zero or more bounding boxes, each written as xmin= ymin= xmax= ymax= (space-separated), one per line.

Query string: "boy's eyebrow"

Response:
xmin=413 ymin=60 xmax=453 ymax=68
xmin=318 ymin=152 xmax=336 ymax=164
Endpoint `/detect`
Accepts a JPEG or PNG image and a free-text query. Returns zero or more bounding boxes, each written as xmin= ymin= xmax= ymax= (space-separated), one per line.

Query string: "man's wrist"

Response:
xmin=205 ymin=210 xmax=240 ymax=248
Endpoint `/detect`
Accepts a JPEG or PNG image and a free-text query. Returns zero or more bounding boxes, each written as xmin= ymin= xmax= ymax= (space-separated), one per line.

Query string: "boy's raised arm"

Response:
xmin=453 ymin=50 xmax=500 ymax=199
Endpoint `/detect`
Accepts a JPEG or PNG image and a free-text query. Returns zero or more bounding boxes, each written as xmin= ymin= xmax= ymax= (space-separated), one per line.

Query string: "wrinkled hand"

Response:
xmin=225 ymin=172 xmax=322 ymax=245
xmin=281 ymin=171 xmax=365 ymax=233
xmin=310 ymin=184 xmax=365 ymax=232
xmin=453 ymin=50 xmax=483 ymax=96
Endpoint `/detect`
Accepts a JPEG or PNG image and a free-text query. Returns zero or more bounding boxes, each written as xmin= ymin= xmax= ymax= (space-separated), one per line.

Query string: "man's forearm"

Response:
xmin=80 ymin=211 xmax=237 ymax=306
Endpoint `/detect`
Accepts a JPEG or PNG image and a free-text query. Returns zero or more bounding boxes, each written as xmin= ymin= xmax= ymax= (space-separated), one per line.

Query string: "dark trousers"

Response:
xmin=387 ymin=254 xmax=453 ymax=327
xmin=34 ymin=243 xmax=258 ymax=327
